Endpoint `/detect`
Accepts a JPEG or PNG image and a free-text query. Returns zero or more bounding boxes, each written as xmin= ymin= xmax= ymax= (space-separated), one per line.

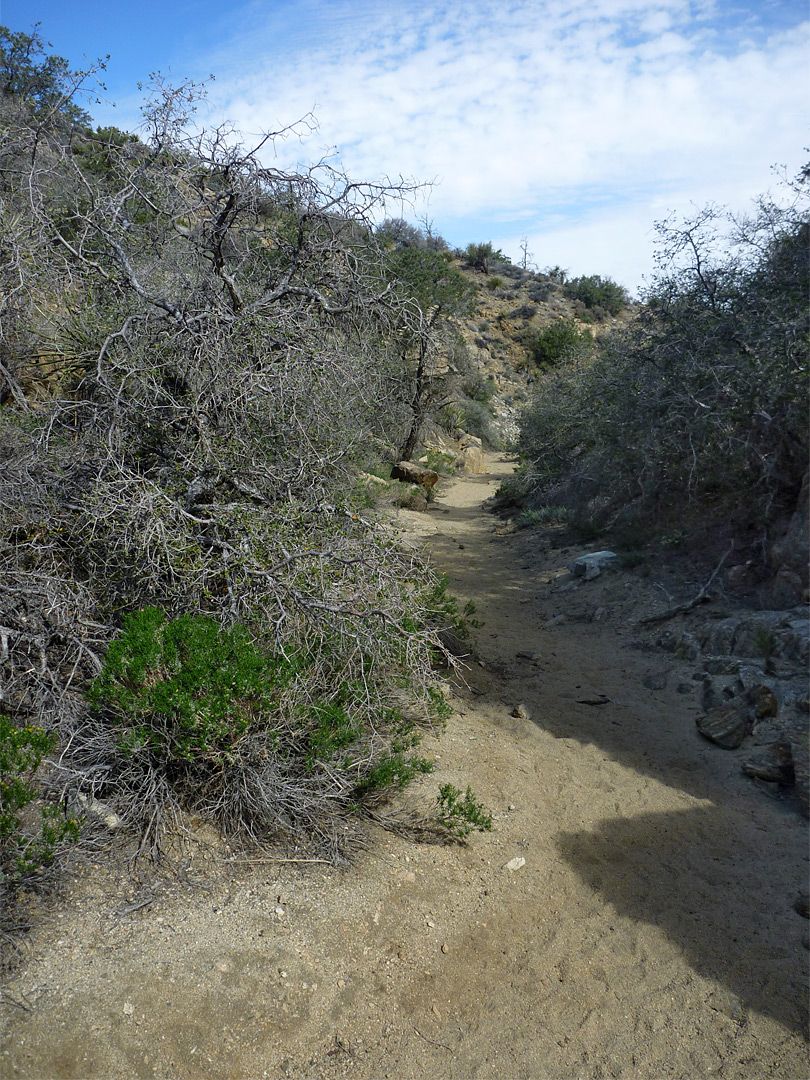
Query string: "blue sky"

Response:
xmin=2 ymin=0 xmax=807 ymax=292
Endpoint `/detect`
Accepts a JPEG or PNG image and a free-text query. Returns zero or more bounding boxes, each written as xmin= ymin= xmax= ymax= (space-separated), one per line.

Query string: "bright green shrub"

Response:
xmin=86 ymin=608 xmax=462 ymax=855
xmin=88 ymin=608 xmax=296 ymax=763
xmin=437 ymin=784 xmax=493 ymax=838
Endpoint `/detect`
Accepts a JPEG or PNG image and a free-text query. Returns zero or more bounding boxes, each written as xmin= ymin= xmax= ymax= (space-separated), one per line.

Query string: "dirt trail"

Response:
xmin=2 ymin=454 xmax=808 ymax=1079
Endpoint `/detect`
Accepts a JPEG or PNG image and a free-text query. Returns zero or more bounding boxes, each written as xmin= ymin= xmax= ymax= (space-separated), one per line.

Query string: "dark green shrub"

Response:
xmin=528 ymin=320 xmax=593 ymax=367
xmin=462 ymin=374 xmax=496 ymax=403
xmin=1 ymin=716 xmax=78 ymax=881
xmin=463 ymin=242 xmax=508 ymax=275
xmin=564 ymin=274 xmax=628 ymax=315
xmin=88 ymin=608 xmax=296 ymax=763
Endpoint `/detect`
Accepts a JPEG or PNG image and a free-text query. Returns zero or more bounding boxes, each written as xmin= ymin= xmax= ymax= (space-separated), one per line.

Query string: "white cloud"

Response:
xmin=139 ymin=0 xmax=809 ymax=288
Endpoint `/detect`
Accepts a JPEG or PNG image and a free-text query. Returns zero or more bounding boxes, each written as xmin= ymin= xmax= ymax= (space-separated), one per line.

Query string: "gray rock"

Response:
xmin=71 ymin=792 xmax=123 ymax=831
xmin=790 ymin=734 xmax=809 ymax=817
xmin=765 ymin=570 xmax=805 ymax=608
xmin=696 ymin=702 xmax=752 ymax=749
xmin=675 ymin=632 xmax=702 ymax=661
xmin=703 ymin=618 xmax=739 ymax=656
xmin=511 ymin=703 xmax=531 ymax=720
xmin=643 ymin=670 xmax=669 ymax=691
xmin=568 ymin=551 xmax=618 ymax=581
xmin=701 ymin=675 xmax=744 ymax=711
xmin=701 ymin=656 xmax=741 ymax=675
xmin=741 ymin=743 xmax=794 ymax=785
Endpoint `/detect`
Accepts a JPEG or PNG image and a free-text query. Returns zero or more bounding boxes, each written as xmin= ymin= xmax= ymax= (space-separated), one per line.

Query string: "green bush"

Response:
xmin=463 ymin=242 xmax=508 ymax=275
xmin=437 ymin=784 xmax=493 ymax=839
xmin=1 ymin=716 xmax=78 ymax=881
xmin=88 ymin=608 xmax=297 ymax=763
xmin=527 ymin=320 xmax=593 ymax=367
xmin=456 ymin=398 xmax=501 ymax=448
xmin=84 ymin=607 xmax=463 ymax=856
xmin=564 ymin=274 xmax=628 ymax=316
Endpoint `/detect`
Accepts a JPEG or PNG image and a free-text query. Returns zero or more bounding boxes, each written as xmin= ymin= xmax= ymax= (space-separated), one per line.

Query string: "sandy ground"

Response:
xmin=2 ymin=454 xmax=808 ymax=1080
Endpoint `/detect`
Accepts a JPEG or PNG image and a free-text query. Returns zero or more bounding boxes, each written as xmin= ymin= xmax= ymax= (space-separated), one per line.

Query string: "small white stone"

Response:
xmin=505 ymin=856 xmax=526 ymax=872
xmin=123 ymin=1002 xmax=134 ymax=1015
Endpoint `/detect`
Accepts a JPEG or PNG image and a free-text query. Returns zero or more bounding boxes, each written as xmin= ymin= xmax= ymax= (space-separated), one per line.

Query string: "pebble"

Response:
xmin=123 ymin=1002 xmax=134 ymax=1016
xmin=505 ymin=857 xmax=526 ymax=872
xmin=511 ymin=703 xmax=531 ymax=719
xmin=441 ymin=944 xmax=449 ymax=954
xmin=508 ymin=803 xmax=516 ymax=811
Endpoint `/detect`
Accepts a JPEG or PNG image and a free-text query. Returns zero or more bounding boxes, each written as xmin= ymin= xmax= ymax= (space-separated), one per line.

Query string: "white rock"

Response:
xmin=505 ymin=856 xmax=526 ymax=872
xmin=568 ymin=551 xmax=618 ymax=581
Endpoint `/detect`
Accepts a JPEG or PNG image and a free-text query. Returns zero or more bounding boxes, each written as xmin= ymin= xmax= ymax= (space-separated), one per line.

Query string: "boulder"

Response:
xmin=568 ymin=551 xmax=618 ymax=581
xmin=391 ymin=461 xmax=440 ymax=489
xmin=457 ymin=445 xmax=487 ymax=475
xmin=696 ymin=701 xmax=752 ymax=749
xmin=458 ymin=433 xmax=483 ymax=450
xmin=742 ymin=743 xmax=795 ymax=785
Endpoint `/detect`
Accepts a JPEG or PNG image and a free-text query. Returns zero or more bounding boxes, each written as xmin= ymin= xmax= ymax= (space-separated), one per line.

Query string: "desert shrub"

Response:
xmin=1 ymin=716 xmax=78 ymax=883
xmin=437 ymin=784 xmax=493 ymax=839
xmin=461 ymin=373 xmax=496 ymax=403
xmin=517 ymin=169 xmax=810 ymax=543
xmin=79 ymin=606 xmax=454 ymax=857
xmin=517 ymin=505 xmax=569 ymax=528
xmin=527 ymin=320 xmax=593 ymax=367
xmin=486 ymin=275 xmax=504 ymax=291
xmin=424 ymin=449 xmax=456 ymax=474
xmin=526 ymin=281 xmax=556 ymax=303
xmin=463 ymin=242 xmax=509 ymax=275
xmin=564 ymin=274 xmax=629 ymax=316
xmin=456 ymin=398 xmax=501 ymax=448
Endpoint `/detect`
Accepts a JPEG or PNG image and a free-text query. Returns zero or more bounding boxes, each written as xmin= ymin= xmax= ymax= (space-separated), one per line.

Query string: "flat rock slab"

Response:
xmin=391 ymin=461 xmax=440 ymax=488
xmin=568 ymin=551 xmax=619 ymax=580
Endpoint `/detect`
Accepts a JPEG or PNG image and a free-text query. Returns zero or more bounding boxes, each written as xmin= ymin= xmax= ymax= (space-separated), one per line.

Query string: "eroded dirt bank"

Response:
xmin=2 ymin=455 xmax=808 ymax=1079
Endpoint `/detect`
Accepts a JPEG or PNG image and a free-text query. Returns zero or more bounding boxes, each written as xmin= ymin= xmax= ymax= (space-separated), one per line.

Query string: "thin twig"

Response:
xmin=637 ymin=542 xmax=734 ymax=626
